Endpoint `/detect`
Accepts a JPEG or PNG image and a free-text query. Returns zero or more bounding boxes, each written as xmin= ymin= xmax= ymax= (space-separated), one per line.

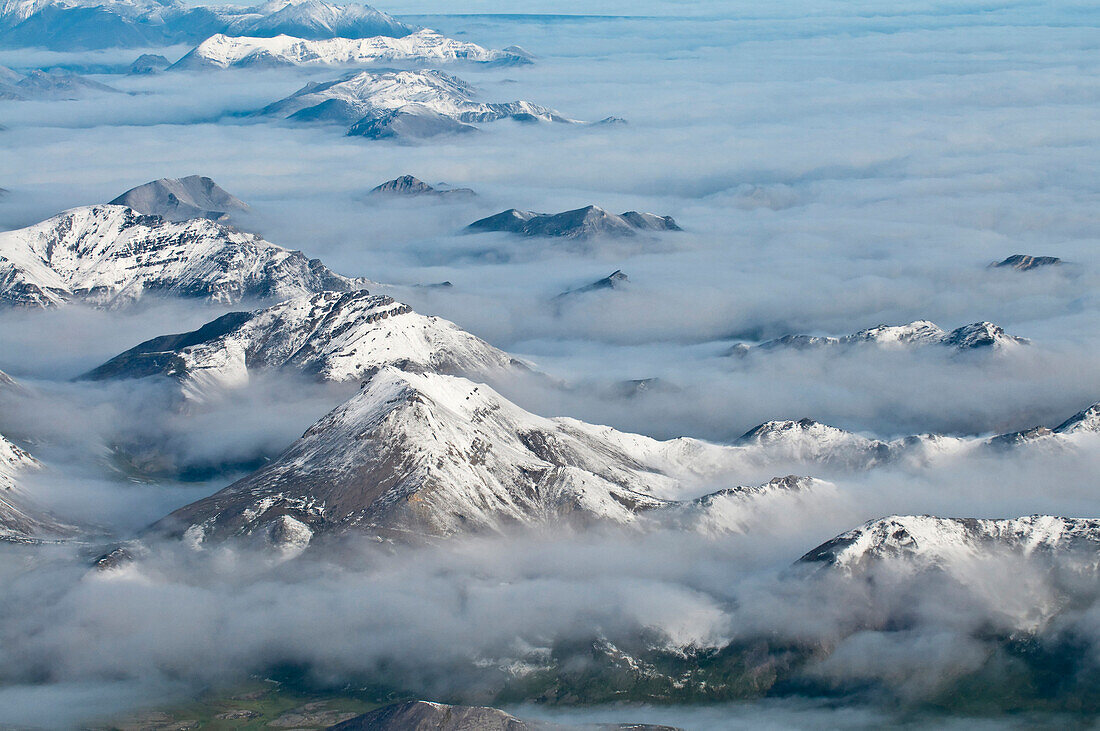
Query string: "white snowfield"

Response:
xmin=802 ymin=515 xmax=1100 ymax=572
xmin=159 ymin=367 xmax=827 ymax=548
xmin=263 ymin=68 xmax=568 ymax=126
xmin=0 ymin=205 xmax=367 ymax=308
xmin=173 ymin=29 xmax=528 ymax=69
xmin=86 ymin=290 xmax=526 ymax=398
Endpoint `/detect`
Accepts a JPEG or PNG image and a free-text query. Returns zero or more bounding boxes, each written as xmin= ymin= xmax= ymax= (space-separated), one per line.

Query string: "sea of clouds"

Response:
xmin=2 ymin=0 xmax=1100 ymax=726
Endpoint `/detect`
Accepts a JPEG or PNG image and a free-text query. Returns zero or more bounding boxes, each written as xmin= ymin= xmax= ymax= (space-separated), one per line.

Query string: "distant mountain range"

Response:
xmin=172 ymin=29 xmax=530 ymax=70
xmin=109 ymin=175 xmax=250 ymax=223
xmin=261 ymin=69 xmax=571 ymax=139
xmin=467 ymin=207 xmax=681 ymax=239
xmin=0 ymin=65 xmax=118 ymax=100
xmin=0 ymin=204 xmax=367 ymax=308
xmin=0 ymin=0 xmax=417 ymax=50
xmin=738 ymin=401 xmax=1100 ymax=470
xmin=728 ymin=320 xmax=1027 ymax=356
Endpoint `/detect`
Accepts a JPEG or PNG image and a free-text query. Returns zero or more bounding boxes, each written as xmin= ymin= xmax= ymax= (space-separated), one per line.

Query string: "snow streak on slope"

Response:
xmin=85 ymin=290 xmax=527 ymax=397
xmin=0 ymin=205 xmax=368 ymax=308
xmin=173 ymin=29 xmax=528 ymax=70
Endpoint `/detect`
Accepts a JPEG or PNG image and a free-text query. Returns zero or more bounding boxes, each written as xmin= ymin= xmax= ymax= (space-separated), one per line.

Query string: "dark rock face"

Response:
xmin=370 ymin=175 xmax=476 ymax=198
xmin=467 ymin=206 xmax=679 ymax=239
xmin=109 ymin=175 xmax=250 ymax=223
xmin=992 ymin=254 xmax=1062 ymax=271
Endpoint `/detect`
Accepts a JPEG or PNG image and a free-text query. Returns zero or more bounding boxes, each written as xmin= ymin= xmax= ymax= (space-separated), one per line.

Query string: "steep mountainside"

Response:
xmin=109 ymin=175 xmax=250 ymax=222
xmin=0 ymin=431 xmax=75 ymax=542
xmin=468 ymin=206 xmax=680 ymax=239
xmin=729 ymin=320 xmax=1028 ymax=355
xmin=0 ymin=205 xmax=367 ymax=308
xmin=800 ymin=515 xmax=1100 ymax=571
xmin=155 ymin=367 xmax=813 ymax=549
xmin=173 ymin=29 xmax=527 ymax=70
xmin=84 ymin=290 xmax=526 ymax=396
xmin=262 ymin=69 xmax=569 ymax=138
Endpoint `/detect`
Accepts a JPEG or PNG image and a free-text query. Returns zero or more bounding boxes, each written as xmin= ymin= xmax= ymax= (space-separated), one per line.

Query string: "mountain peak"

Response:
xmin=992 ymin=254 xmax=1062 ymax=271
xmin=109 ymin=175 xmax=249 ymax=222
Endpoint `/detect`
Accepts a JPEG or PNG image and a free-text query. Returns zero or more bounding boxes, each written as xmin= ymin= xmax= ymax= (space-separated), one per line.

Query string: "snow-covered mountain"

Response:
xmin=467 ymin=207 xmax=681 ymax=239
xmin=369 ymin=174 xmax=475 ymax=198
xmin=800 ymin=515 xmax=1100 ymax=572
xmin=738 ymin=399 xmax=1100 ymax=470
xmin=109 ymin=175 xmax=250 ymax=223
xmin=84 ymin=290 xmax=526 ymax=397
xmin=728 ymin=320 xmax=1027 ymax=356
xmin=172 ymin=29 xmax=528 ymax=70
xmin=0 ymin=66 xmax=119 ymax=100
xmin=262 ymin=69 xmax=570 ymax=139
xmin=0 ymin=0 xmax=416 ymax=50
xmin=0 ymin=205 xmax=368 ymax=308
xmin=154 ymin=367 xmax=813 ymax=549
